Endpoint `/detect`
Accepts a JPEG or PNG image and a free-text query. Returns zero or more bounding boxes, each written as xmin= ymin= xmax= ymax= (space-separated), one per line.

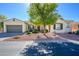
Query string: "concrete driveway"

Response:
xmin=0 ymin=33 xmax=34 ymax=56
xmin=0 ymin=33 xmax=23 ymax=41
xmin=0 ymin=41 xmax=34 ymax=56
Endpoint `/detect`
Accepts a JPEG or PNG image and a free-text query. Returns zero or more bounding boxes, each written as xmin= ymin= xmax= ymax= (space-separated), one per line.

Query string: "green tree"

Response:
xmin=0 ymin=15 xmax=7 ymax=30
xmin=29 ymin=3 xmax=59 ymax=33
xmin=0 ymin=15 xmax=7 ymax=19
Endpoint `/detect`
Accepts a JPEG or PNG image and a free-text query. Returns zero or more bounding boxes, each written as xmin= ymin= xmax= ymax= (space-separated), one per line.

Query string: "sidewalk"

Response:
xmin=0 ymin=37 xmax=11 ymax=41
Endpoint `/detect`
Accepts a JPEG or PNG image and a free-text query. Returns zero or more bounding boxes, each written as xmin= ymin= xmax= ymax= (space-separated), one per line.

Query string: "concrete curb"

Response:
xmin=16 ymin=41 xmax=34 ymax=56
xmin=57 ymin=35 xmax=79 ymax=45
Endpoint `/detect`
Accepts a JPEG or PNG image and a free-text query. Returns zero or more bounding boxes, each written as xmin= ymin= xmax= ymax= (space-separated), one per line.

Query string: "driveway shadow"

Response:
xmin=0 ymin=33 xmax=23 ymax=38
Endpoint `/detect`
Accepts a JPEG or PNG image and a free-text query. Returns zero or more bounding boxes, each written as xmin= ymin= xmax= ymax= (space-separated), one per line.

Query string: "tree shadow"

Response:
xmin=21 ymin=33 xmax=79 ymax=56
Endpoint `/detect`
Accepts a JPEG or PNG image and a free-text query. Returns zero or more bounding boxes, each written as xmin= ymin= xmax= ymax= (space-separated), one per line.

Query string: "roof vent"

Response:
xmin=13 ymin=18 xmax=16 ymax=21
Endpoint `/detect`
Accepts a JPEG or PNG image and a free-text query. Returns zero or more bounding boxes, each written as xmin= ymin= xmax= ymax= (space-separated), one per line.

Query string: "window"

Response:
xmin=66 ymin=23 xmax=70 ymax=28
xmin=54 ymin=23 xmax=63 ymax=30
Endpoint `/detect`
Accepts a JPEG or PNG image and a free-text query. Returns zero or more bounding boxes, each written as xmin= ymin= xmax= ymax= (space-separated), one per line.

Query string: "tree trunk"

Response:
xmin=37 ymin=26 xmax=40 ymax=31
xmin=48 ymin=25 xmax=51 ymax=32
xmin=43 ymin=24 xmax=49 ymax=39
xmin=43 ymin=24 xmax=46 ymax=34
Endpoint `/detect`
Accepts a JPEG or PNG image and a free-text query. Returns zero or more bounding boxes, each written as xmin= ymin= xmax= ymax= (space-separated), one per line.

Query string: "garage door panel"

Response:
xmin=6 ymin=25 xmax=22 ymax=33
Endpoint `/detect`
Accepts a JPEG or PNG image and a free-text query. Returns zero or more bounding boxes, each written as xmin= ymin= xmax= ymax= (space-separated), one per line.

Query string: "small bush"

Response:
xmin=25 ymin=29 xmax=39 ymax=34
xmin=45 ymin=29 xmax=48 ymax=33
xmin=76 ymin=30 xmax=79 ymax=35
xmin=27 ymin=32 xmax=32 ymax=34
xmin=68 ymin=32 xmax=73 ymax=34
xmin=13 ymin=36 xmax=20 ymax=39
xmin=72 ymin=32 xmax=75 ymax=34
xmin=24 ymin=30 xmax=29 ymax=33
xmin=32 ymin=29 xmax=39 ymax=33
xmin=24 ymin=30 xmax=32 ymax=34
xmin=41 ymin=29 xmax=48 ymax=33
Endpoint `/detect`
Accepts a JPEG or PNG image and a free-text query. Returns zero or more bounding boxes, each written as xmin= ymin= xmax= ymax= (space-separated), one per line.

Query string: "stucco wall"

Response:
xmin=51 ymin=19 xmax=72 ymax=33
xmin=44 ymin=19 xmax=72 ymax=33
xmin=39 ymin=19 xmax=72 ymax=33
xmin=71 ymin=22 xmax=79 ymax=32
xmin=4 ymin=20 xmax=26 ymax=32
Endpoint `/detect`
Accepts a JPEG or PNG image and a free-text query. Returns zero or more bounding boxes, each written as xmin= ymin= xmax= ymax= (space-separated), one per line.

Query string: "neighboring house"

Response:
xmin=3 ymin=18 xmax=28 ymax=33
xmin=71 ymin=22 xmax=79 ymax=32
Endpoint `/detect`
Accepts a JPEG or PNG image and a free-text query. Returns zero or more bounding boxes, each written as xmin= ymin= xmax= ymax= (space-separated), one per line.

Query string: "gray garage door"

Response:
xmin=6 ymin=25 xmax=22 ymax=33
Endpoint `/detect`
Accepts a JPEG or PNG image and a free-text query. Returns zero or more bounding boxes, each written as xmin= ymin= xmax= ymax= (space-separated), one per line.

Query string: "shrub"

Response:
xmin=72 ymin=32 xmax=75 ymax=34
xmin=68 ymin=32 xmax=73 ymax=34
xmin=45 ymin=29 xmax=48 ymax=33
xmin=25 ymin=29 xmax=39 ymax=34
xmin=76 ymin=30 xmax=79 ymax=35
xmin=41 ymin=29 xmax=48 ymax=33
xmin=13 ymin=36 xmax=20 ymax=39
xmin=24 ymin=30 xmax=32 ymax=34
xmin=27 ymin=32 xmax=32 ymax=34
xmin=32 ymin=29 xmax=39 ymax=33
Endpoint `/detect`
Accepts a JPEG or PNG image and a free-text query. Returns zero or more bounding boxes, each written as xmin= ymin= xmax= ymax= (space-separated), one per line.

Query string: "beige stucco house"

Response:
xmin=26 ymin=19 xmax=73 ymax=33
xmin=3 ymin=18 xmax=77 ymax=33
xmin=3 ymin=18 xmax=28 ymax=33
xmin=43 ymin=19 xmax=72 ymax=33
xmin=71 ymin=22 xmax=79 ymax=32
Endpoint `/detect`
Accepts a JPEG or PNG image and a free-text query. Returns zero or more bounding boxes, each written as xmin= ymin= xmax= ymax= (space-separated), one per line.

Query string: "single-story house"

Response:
xmin=3 ymin=18 xmax=28 ymax=33
xmin=44 ymin=19 xmax=72 ymax=33
xmin=71 ymin=22 xmax=79 ymax=32
xmin=2 ymin=18 xmax=79 ymax=33
xmin=27 ymin=19 xmax=73 ymax=33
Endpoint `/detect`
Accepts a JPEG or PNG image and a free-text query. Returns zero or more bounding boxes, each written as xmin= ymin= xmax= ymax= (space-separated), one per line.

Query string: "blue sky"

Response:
xmin=57 ymin=3 xmax=79 ymax=22
xmin=0 ymin=3 xmax=79 ymax=22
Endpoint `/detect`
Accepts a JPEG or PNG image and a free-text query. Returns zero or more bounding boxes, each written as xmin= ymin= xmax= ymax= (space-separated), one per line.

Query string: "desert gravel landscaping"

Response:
xmin=2 ymin=33 xmax=61 ymax=42
xmin=57 ymin=33 xmax=79 ymax=41
xmin=3 ymin=34 xmax=38 ymax=41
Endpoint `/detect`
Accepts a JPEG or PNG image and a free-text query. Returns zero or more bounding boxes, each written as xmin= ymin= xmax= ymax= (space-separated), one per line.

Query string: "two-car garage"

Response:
xmin=3 ymin=18 xmax=27 ymax=33
xmin=6 ymin=25 xmax=22 ymax=33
